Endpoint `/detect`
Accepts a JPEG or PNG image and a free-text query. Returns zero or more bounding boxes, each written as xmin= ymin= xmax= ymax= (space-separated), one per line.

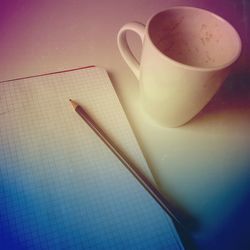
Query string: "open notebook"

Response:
xmin=0 ymin=66 xmax=183 ymax=249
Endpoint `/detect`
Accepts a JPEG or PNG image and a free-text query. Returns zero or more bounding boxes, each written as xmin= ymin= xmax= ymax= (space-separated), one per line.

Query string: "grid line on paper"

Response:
xmin=0 ymin=67 xmax=183 ymax=250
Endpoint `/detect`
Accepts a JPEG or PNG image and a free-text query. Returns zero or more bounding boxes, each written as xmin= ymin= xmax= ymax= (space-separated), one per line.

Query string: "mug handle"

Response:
xmin=117 ymin=22 xmax=145 ymax=80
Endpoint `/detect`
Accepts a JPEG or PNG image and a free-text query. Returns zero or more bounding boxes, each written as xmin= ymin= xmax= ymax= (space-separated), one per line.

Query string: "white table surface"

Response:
xmin=1 ymin=1 xmax=249 ymax=249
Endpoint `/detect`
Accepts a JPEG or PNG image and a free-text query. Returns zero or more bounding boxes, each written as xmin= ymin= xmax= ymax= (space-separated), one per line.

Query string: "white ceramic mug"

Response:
xmin=117 ymin=6 xmax=241 ymax=127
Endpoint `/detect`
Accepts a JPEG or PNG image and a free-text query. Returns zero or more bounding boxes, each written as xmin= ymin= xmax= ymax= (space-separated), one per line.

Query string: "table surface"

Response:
xmin=1 ymin=1 xmax=249 ymax=249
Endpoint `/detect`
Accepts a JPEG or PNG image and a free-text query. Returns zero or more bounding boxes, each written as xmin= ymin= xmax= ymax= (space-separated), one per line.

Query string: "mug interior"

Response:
xmin=148 ymin=7 xmax=241 ymax=68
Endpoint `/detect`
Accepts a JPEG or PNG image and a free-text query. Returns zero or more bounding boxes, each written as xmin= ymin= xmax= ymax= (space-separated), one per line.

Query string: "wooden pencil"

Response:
xmin=69 ymin=99 xmax=184 ymax=228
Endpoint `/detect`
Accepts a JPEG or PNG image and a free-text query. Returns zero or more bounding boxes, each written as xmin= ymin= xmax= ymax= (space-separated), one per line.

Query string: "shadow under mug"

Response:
xmin=117 ymin=6 xmax=242 ymax=127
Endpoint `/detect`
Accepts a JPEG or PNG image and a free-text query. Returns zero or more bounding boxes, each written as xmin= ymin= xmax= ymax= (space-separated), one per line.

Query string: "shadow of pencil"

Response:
xmin=154 ymin=178 xmax=200 ymax=250
xmin=108 ymin=71 xmax=200 ymax=249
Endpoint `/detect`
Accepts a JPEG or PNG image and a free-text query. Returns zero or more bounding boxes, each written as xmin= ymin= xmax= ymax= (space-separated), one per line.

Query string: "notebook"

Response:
xmin=0 ymin=66 xmax=183 ymax=249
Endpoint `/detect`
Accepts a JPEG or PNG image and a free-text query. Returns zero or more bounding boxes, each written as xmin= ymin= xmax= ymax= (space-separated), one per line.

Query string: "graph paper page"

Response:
xmin=0 ymin=67 xmax=183 ymax=250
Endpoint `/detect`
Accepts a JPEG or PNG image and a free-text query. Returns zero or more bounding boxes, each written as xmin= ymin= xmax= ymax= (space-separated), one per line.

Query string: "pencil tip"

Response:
xmin=69 ymin=99 xmax=78 ymax=109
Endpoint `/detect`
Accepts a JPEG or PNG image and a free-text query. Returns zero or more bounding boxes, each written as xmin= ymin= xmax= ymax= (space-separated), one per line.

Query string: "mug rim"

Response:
xmin=146 ymin=6 xmax=242 ymax=72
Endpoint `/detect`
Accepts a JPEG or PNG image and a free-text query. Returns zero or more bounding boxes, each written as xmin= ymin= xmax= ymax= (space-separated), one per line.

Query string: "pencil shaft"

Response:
xmin=73 ymin=102 xmax=184 ymax=227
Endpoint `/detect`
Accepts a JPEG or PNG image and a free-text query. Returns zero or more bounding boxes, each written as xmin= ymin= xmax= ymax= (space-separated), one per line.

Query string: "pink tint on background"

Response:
xmin=0 ymin=0 xmax=249 ymax=81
